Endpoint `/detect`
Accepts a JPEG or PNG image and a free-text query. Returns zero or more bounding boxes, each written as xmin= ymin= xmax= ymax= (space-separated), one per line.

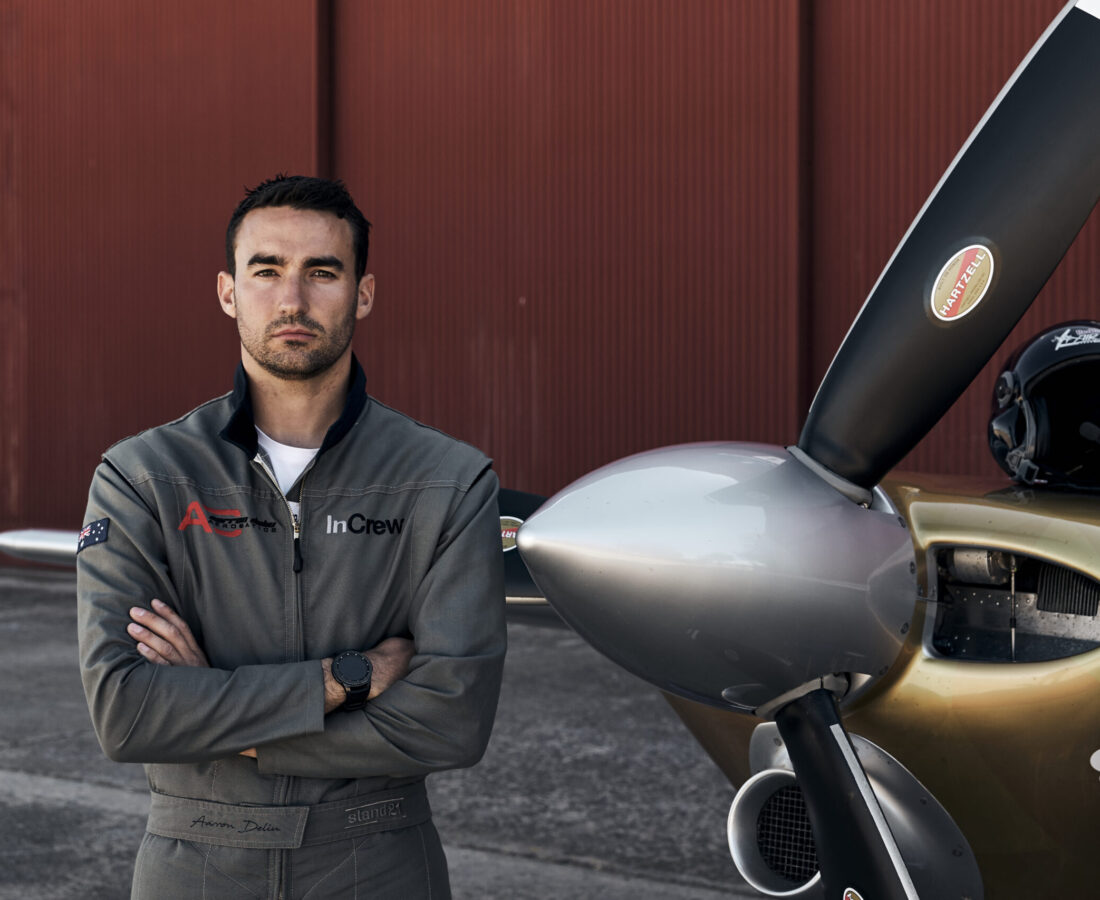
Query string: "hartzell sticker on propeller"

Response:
xmin=930 ymin=244 xmax=994 ymax=322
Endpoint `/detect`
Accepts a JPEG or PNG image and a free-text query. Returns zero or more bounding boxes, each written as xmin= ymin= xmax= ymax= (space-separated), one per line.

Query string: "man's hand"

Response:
xmin=128 ymin=599 xmax=209 ymax=667
xmin=322 ymin=637 xmax=415 ymax=714
xmin=366 ymin=637 xmax=415 ymax=699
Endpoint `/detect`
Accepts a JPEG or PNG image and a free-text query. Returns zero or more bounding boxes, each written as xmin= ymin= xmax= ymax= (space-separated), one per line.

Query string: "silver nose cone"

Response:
xmin=517 ymin=443 xmax=916 ymax=712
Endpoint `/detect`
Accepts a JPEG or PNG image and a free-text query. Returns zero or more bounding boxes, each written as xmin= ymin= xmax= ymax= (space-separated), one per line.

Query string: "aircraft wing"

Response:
xmin=0 ymin=488 xmax=558 ymax=623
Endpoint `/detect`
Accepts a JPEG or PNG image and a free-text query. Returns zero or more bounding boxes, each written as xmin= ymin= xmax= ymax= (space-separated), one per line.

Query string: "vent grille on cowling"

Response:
xmin=756 ymin=784 xmax=819 ymax=885
xmin=1037 ymin=563 xmax=1100 ymax=617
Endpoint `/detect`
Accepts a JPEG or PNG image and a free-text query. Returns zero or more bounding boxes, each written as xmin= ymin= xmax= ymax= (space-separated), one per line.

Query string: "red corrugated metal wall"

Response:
xmin=1 ymin=0 xmax=325 ymax=530
xmin=333 ymin=0 xmax=808 ymax=495
xmin=2 ymin=0 xmax=1099 ymax=530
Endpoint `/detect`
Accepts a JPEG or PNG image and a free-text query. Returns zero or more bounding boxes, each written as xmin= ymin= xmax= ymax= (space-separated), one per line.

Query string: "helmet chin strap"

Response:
xmin=1006 ymin=397 xmax=1040 ymax=483
xmin=1008 ymin=417 xmax=1100 ymax=488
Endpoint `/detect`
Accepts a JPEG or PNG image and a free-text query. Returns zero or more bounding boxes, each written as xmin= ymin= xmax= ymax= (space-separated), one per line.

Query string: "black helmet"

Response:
xmin=989 ymin=320 xmax=1100 ymax=487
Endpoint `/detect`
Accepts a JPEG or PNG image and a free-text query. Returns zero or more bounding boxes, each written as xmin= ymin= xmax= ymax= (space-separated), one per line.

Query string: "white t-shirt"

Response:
xmin=256 ymin=428 xmax=319 ymax=519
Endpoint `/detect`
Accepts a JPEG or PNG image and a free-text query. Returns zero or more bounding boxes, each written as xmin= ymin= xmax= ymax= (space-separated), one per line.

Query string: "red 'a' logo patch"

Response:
xmin=177 ymin=501 xmax=244 ymax=537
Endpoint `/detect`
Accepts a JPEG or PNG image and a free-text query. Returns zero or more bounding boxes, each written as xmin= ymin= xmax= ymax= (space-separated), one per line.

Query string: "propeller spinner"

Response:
xmin=516 ymin=442 xmax=915 ymax=711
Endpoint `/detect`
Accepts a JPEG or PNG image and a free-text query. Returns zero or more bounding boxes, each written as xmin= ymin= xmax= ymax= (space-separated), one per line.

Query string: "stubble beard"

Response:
xmin=239 ymin=306 xmax=357 ymax=382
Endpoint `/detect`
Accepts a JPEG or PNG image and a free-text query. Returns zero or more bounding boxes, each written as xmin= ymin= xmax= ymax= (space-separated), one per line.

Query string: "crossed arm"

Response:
xmin=78 ymin=458 xmax=506 ymax=775
xmin=126 ymin=599 xmax=414 ymax=756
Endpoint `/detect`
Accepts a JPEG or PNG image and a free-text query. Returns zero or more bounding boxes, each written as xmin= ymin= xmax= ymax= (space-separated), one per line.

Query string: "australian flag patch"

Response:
xmin=77 ymin=518 xmax=110 ymax=553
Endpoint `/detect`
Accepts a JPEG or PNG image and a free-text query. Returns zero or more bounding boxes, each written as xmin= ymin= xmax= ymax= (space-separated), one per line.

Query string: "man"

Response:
xmin=76 ymin=175 xmax=506 ymax=899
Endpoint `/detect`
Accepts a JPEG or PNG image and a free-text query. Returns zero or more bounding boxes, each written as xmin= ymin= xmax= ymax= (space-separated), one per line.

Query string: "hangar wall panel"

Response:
xmin=333 ymin=0 xmax=808 ymax=495
xmin=1 ymin=0 xmax=325 ymax=529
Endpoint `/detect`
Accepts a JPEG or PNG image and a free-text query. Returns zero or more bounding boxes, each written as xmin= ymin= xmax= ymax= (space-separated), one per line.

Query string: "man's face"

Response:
xmin=217 ymin=206 xmax=373 ymax=381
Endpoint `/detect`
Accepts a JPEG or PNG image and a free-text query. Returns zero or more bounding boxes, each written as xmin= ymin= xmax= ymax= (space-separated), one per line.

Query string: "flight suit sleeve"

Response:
xmin=77 ymin=459 xmax=328 ymax=763
xmin=253 ymin=463 xmax=508 ymax=779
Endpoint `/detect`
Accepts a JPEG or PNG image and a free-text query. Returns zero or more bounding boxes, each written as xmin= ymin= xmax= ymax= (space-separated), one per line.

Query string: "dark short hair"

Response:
xmin=225 ymin=174 xmax=371 ymax=280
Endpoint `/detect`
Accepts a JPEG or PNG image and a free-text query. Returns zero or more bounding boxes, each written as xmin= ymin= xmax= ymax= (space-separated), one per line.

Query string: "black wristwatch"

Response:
xmin=331 ymin=650 xmax=373 ymax=711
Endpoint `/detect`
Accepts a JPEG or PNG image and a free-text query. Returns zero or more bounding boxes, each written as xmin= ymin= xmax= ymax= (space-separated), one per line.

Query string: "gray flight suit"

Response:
xmin=76 ymin=359 xmax=507 ymax=899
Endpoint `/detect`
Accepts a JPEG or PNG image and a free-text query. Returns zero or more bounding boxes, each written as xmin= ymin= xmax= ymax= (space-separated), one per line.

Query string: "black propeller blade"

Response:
xmin=776 ymin=690 xmax=919 ymax=900
xmin=799 ymin=0 xmax=1100 ymax=490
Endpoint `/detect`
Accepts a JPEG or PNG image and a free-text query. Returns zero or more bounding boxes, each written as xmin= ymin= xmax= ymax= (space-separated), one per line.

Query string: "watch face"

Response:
xmin=334 ymin=652 xmax=371 ymax=687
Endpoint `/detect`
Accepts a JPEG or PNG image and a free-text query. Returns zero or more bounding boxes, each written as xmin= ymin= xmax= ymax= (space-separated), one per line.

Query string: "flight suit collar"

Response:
xmin=219 ymin=355 xmax=369 ymax=457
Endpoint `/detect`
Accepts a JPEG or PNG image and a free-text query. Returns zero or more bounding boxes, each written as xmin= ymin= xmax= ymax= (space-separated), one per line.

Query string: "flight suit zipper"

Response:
xmin=252 ymin=452 xmax=312 ymax=899
xmin=254 ymin=454 xmax=306 ymax=572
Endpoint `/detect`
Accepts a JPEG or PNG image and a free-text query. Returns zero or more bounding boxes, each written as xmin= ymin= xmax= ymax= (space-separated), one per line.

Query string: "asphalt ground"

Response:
xmin=0 ymin=568 xmax=756 ymax=899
